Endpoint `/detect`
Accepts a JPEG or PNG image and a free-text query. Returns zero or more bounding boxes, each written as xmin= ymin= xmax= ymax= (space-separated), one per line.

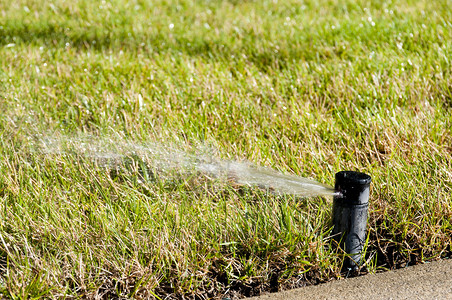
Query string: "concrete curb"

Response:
xmin=249 ymin=259 xmax=452 ymax=300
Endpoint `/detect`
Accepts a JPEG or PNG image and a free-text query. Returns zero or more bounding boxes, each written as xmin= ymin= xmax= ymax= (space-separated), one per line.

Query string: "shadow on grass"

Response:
xmin=0 ymin=22 xmax=343 ymax=72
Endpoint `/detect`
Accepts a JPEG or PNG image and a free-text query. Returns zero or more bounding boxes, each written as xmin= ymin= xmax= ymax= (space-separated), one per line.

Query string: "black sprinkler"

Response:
xmin=332 ymin=171 xmax=372 ymax=270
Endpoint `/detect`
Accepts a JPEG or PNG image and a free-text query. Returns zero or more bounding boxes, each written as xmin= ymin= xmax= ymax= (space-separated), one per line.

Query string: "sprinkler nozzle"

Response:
xmin=333 ymin=190 xmax=344 ymax=198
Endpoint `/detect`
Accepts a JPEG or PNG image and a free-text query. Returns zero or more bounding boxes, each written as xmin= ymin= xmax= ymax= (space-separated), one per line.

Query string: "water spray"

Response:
xmin=36 ymin=134 xmax=373 ymax=270
xmin=332 ymin=171 xmax=372 ymax=270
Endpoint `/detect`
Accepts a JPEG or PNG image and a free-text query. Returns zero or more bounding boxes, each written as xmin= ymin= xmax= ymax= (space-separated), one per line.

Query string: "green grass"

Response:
xmin=0 ymin=0 xmax=451 ymax=298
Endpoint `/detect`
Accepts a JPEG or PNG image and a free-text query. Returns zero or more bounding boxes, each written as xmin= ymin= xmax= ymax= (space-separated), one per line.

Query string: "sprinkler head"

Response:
xmin=334 ymin=171 xmax=372 ymax=205
xmin=332 ymin=171 xmax=372 ymax=271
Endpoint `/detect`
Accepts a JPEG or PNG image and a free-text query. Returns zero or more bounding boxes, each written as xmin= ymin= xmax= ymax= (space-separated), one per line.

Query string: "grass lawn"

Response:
xmin=0 ymin=0 xmax=451 ymax=298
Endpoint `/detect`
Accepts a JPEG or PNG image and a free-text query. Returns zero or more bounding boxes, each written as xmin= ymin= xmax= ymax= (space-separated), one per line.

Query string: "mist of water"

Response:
xmin=35 ymin=134 xmax=336 ymax=197
xmin=196 ymin=161 xmax=335 ymax=197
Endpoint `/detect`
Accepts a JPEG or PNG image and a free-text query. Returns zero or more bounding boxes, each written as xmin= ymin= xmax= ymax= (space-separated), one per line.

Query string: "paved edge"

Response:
xmin=249 ymin=259 xmax=452 ymax=300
